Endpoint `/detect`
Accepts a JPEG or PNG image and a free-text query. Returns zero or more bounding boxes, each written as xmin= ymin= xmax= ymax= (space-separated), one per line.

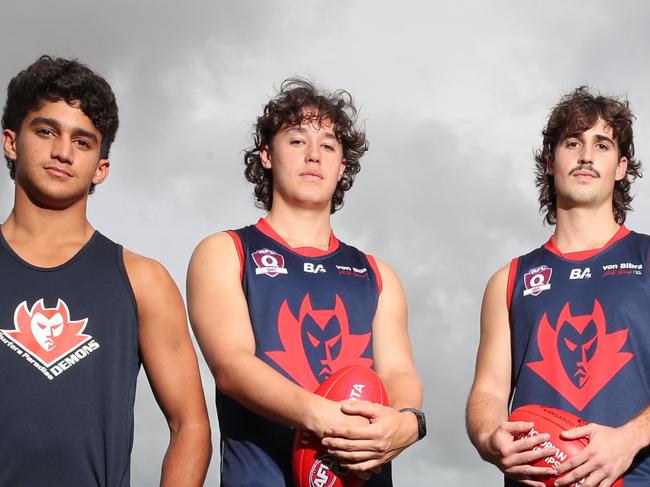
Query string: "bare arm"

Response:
xmin=186 ymin=233 xmax=366 ymax=437
xmin=322 ymin=259 xmax=422 ymax=470
xmin=124 ymin=250 xmax=211 ymax=487
xmin=466 ymin=264 xmax=555 ymax=486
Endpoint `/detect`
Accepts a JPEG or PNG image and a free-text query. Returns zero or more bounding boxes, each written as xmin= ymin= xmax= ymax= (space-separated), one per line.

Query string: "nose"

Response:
xmin=51 ymin=136 xmax=74 ymax=164
xmin=305 ymin=142 xmax=320 ymax=164
xmin=579 ymin=144 xmax=593 ymax=165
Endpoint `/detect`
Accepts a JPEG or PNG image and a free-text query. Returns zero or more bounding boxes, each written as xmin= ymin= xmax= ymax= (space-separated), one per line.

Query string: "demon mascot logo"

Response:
xmin=266 ymin=294 xmax=372 ymax=391
xmin=527 ymin=299 xmax=633 ymax=411
xmin=2 ymin=299 xmax=91 ymax=367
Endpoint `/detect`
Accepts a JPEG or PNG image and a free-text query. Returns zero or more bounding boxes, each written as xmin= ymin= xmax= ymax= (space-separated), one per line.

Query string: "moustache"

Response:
xmin=569 ymin=164 xmax=600 ymax=178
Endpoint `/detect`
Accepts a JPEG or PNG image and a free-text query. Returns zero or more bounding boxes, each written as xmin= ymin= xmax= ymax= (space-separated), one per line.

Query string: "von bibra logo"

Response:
xmin=523 ymin=265 xmax=553 ymax=297
xmin=252 ymin=248 xmax=288 ymax=277
xmin=0 ymin=299 xmax=100 ymax=381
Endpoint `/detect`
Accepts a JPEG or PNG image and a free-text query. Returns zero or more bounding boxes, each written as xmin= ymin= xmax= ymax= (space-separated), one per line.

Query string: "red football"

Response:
xmin=509 ymin=405 xmax=623 ymax=487
xmin=292 ymin=365 xmax=389 ymax=487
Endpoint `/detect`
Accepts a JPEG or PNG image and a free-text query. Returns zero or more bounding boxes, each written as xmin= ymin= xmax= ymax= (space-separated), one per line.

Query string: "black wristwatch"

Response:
xmin=399 ymin=407 xmax=426 ymax=440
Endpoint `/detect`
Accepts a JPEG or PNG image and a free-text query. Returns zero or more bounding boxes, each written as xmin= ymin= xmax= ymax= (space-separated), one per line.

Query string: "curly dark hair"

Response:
xmin=534 ymin=86 xmax=641 ymax=225
xmin=2 ymin=55 xmax=119 ymax=194
xmin=244 ymin=78 xmax=368 ymax=213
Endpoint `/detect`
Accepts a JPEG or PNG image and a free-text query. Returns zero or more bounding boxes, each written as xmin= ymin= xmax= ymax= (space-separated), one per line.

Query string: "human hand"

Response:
xmin=320 ymin=400 xmax=417 ymax=472
xmin=481 ymin=421 xmax=558 ymax=487
xmin=553 ymin=423 xmax=635 ymax=487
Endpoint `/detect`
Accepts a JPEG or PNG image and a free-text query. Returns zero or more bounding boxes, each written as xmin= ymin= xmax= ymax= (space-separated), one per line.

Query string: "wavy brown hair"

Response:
xmin=534 ymin=86 xmax=641 ymax=225
xmin=244 ymin=78 xmax=368 ymax=213
xmin=2 ymin=55 xmax=119 ymax=194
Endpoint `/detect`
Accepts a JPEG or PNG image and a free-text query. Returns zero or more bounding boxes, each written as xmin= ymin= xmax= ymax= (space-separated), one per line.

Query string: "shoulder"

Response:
xmin=122 ymin=249 xmax=177 ymax=300
xmin=370 ymin=256 xmax=398 ymax=282
xmin=189 ymin=231 xmax=240 ymax=267
xmin=188 ymin=231 xmax=243 ymax=287
xmin=628 ymin=229 xmax=650 ymax=241
xmin=482 ymin=262 xmax=512 ymax=313
xmin=367 ymin=256 xmax=403 ymax=299
xmin=488 ymin=262 xmax=511 ymax=289
xmin=122 ymin=248 xmax=170 ymax=283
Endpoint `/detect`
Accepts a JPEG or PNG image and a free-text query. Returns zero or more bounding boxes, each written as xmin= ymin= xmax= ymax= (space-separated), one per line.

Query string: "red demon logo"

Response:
xmin=2 ymin=299 xmax=90 ymax=367
xmin=266 ymin=294 xmax=372 ymax=391
xmin=527 ymin=300 xmax=633 ymax=411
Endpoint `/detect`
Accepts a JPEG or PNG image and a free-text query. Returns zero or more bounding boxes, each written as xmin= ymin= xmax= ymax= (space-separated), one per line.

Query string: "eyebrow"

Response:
xmin=594 ymin=134 xmax=615 ymax=145
xmin=29 ymin=117 xmax=99 ymax=143
xmin=565 ymin=131 xmax=615 ymax=146
xmin=283 ymin=126 xmax=337 ymax=139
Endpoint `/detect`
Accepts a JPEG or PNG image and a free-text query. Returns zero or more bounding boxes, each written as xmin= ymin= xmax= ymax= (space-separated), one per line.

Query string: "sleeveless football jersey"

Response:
xmin=507 ymin=226 xmax=650 ymax=486
xmin=218 ymin=219 xmax=392 ymax=487
xmin=0 ymin=230 xmax=140 ymax=487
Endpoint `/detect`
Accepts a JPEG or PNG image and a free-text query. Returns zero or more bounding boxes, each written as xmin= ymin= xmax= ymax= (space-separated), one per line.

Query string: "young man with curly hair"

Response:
xmin=188 ymin=79 xmax=424 ymax=486
xmin=467 ymin=86 xmax=650 ymax=486
xmin=0 ymin=56 xmax=211 ymax=486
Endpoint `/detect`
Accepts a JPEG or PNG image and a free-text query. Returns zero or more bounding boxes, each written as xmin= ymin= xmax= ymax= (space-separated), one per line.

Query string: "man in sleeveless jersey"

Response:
xmin=187 ymin=79 xmax=425 ymax=486
xmin=466 ymin=86 xmax=650 ymax=486
xmin=0 ymin=56 xmax=211 ymax=486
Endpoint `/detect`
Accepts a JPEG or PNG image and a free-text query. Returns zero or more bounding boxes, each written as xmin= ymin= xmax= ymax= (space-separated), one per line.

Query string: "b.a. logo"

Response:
xmin=523 ymin=265 xmax=552 ymax=296
xmin=0 ymin=299 xmax=100 ymax=380
xmin=570 ymin=267 xmax=591 ymax=280
xmin=252 ymin=249 xmax=288 ymax=277
xmin=304 ymin=263 xmax=326 ymax=274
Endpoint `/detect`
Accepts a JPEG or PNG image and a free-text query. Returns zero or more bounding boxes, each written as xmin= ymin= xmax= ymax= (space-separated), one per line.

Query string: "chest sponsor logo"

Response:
xmin=523 ymin=265 xmax=552 ymax=296
xmin=335 ymin=265 xmax=368 ymax=279
xmin=602 ymin=262 xmax=643 ymax=277
xmin=527 ymin=299 xmax=632 ymax=411
xmin=569 ymin=267 xmax=591 ymax=280
xmin=304 ymin=263 xmax=326 ymax=274
xmin=252 ymin=248 xmax=288 ymax=277
xmin=0 ymin=299 xmax=100 ymax=381
xmin=265 ymin=294 xmax=372 ymax=391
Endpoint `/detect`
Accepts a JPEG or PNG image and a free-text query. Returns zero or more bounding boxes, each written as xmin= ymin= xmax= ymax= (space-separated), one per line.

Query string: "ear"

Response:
xmin=546 ymin=154 xmax=554 ymax=176
xmin=92 ymin=159 xmax=110 ymax=186
xmin=615 ymin=156 xmax=628 ymax=181
xmin=3 ymin=129 xmax=17 ymax=161
xmin=260 ymin=144 xmax=272 ymax=169
xmin=338 ymin=158 xmax=346 ymax=181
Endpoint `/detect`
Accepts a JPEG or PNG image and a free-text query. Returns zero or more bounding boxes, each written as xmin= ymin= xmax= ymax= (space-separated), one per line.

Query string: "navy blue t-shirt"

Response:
xmin=218 ymin=219 xmax=393 ymax=487
xmin=0 ymin=230 xmax=140 ymax=487
xmin=507 ymin=226 xmax=650 ymax=486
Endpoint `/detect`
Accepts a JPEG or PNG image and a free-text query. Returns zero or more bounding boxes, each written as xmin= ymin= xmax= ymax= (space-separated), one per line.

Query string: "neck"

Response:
xmin=2 ymin=186 xmax=94 ymax=246
xmin=266 ymin=200 xmax=332 ymax=250
xmin=553 ymin=205 xmax=620 ymax=253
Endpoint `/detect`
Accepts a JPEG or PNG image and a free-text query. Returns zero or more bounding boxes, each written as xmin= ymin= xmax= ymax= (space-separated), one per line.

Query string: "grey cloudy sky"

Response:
xmin=2 ymin=1 xmax=650 ymax=485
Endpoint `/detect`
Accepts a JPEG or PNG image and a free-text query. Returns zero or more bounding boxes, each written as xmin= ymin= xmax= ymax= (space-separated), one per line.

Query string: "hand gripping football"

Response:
xmin=292 ymin=365 xmax=389 ymax=487
xmin=509 ymin=405 xmax=623 ymax=487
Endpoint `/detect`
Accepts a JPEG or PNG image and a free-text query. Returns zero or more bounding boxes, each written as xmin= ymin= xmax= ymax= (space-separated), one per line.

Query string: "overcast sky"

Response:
xmin=2 ymin=1 xmax=650 ymax=485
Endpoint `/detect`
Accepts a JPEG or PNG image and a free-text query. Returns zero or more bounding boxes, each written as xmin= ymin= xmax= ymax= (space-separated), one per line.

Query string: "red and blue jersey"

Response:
xmin=507 ymin=226 xmax=650 ymax=485
xmin=218 ymin=219 xmax=392 ymax=487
